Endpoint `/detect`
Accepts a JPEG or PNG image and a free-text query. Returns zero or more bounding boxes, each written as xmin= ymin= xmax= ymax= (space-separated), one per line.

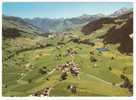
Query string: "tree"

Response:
xmin=109 ymin=66 xmax=112 ymax=71
xmin=90 ymin=56 xmax=97 ymax=62
xmin=46 ymin=77 xmax=49 ymax=81
xmin=120 ymin=74 xmax=126 ymax=80
xmin=28 ymin=79 xmax=32 ymax=83
xmin=111 ymin=57 xmax=114 ymax=60
xmin=90 ymin=51 xmax=94 ymax=55
xmin=39 ymin=68 xmax=47 ymax=74
xmin=112 ymin=82 xmax=115 ymax=86
xmin=123 ymin=67 xmax=127 ymax=74
xmin=60 ymin=72 xmax=68 ymax=81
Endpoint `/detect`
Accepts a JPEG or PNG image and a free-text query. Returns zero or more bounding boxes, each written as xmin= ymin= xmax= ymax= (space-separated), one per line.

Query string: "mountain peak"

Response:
xmin=110 ymin=7 xmax=132 ymax=17
xmin=79 ymin=14 xmax=91 ymax=19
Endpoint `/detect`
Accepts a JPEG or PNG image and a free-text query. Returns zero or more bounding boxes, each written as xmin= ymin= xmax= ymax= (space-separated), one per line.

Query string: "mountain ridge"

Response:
xmin=24 ymin=13 xmax=105 ymax=32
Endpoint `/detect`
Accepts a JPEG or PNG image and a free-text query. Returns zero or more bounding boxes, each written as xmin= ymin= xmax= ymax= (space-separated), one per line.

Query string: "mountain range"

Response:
xmin=24 ymin=14 xmax=105 ymax=33
xmin=2 ymin=7 xmax=133 ymax=53
xmin=23 ymin=7 xmax=132 ymax=33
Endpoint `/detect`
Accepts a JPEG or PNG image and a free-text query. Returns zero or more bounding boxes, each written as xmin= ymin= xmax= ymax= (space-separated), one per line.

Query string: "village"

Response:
xmin=30 ymin=44 xmax=133 ymax=96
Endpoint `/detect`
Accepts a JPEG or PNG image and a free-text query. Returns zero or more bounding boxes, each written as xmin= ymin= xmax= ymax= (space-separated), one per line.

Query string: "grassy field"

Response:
xmin=2 ymin=23 xmax=133 ymax=96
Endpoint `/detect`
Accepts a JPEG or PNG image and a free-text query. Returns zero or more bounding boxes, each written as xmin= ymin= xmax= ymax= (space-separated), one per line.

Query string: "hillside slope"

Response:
xmin=102 ymin=13 xmax=133 ymax=53
xmin=2 ymin=16 xmax=43 ymax=39
xmin=81 ymin=18 xmax=115 ymax=35
xmin=2 ymin=16 xmax=48 ymax=61
xmin=81 ymin=12 xmax=133 ymax=53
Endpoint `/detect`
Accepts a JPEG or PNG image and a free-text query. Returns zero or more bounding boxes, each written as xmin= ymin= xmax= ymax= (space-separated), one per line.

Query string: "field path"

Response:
xmin=86 ymin=73 xmax=123 ymax=86
xmin=47 ymin=87 xmax=53 ymax=96
xmin=47 ymin=68 xmax=56 ymax=76
xmin=18 ymin=67 xmax=56 ymax=84
xmin=17 ymin=70 xmax=33 ymax=84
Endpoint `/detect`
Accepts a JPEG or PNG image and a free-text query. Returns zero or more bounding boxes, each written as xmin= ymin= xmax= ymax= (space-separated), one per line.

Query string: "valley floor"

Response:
xmin=2 ymin=38 xmax=133 ymax=96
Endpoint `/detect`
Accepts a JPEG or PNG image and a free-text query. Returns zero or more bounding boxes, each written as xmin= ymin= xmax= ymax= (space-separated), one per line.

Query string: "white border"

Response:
xmin=0 ymin=0 xmax=136 ymax=100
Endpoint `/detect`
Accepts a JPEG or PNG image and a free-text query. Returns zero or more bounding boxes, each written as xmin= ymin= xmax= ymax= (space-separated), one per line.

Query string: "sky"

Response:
xmin=3 ymin=2 xmax=133 ymax=19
